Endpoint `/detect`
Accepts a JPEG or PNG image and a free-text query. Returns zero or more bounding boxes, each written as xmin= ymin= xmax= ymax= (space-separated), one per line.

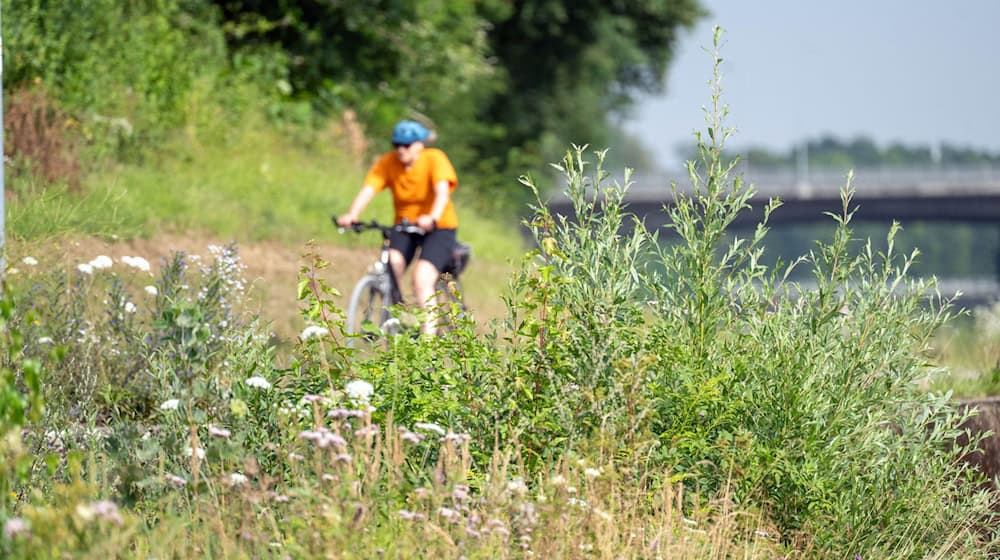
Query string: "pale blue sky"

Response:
xmin=625 ymin=0 xmax=1000 ymax=168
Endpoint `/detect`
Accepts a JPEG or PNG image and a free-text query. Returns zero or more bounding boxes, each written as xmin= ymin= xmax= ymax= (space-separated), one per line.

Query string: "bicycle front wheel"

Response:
xmin=346 ymin=275 xmax=392 ymax=348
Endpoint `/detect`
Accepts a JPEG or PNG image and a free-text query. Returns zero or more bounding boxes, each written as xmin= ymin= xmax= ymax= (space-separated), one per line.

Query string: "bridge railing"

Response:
xmin=619 ymin=163 xmax=1000 ymax=200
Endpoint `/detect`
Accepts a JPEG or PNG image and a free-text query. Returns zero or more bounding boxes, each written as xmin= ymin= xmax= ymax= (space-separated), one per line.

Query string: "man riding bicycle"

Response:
xmin=336 ymin=120 xmax=460 ymax=336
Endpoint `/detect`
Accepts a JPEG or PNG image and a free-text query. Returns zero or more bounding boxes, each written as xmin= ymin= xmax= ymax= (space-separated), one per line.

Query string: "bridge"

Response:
xmin=547 ymin=164 xmax=1000 ymax=305
xmin=584 ymin=164 xmax=1000 ymax=229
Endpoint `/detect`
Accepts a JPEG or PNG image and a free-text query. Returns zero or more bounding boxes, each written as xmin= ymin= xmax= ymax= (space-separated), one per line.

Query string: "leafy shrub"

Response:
xmin=344 ymin=31 xmax=1000 ymax=557
xmin=3 ymin=0 xmax=227 ymax=157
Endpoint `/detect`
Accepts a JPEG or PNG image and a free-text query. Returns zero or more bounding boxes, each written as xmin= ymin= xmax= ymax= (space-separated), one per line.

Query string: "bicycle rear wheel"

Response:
xmin=346 ymin=275 xmax=392 ymax=348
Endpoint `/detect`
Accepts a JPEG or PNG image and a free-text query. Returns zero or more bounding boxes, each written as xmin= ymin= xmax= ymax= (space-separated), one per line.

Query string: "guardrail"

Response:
xmin=617 ymin=164 xmax=1000 ymax=200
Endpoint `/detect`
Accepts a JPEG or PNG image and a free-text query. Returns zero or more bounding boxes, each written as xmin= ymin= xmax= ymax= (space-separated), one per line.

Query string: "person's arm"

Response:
xmin=337 ymin=185 xmax=377 ymax=227
xmin=418 ymin=180 xmax=451 ymax=230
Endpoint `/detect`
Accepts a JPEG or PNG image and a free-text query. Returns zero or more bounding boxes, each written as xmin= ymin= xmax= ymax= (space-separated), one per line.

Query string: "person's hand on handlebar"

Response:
xmin=336 ymin=214 xmax=358 ymax=228
xmin=416 ymin=214 xmax=437 ymax=231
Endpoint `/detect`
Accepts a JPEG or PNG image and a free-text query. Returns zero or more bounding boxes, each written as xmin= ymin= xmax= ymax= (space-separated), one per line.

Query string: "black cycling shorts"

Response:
xmin=389 ymin=227 xmax=457 ymax=273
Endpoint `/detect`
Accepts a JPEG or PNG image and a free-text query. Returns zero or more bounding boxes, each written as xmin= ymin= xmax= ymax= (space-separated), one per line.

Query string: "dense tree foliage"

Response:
xmin=205 ymin=1 xmax=707 ymax=198
xmin=4 ymin=0 xmax=703 ymax=203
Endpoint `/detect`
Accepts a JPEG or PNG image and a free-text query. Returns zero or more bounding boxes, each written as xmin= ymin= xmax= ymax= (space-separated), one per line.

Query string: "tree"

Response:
xmin=210 ymin=0 xmax=704 ymax=201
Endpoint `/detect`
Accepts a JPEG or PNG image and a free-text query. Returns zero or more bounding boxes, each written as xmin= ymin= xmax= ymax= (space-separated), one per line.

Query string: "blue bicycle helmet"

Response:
xmin=392 ymin=120 xmax=430 ymax=145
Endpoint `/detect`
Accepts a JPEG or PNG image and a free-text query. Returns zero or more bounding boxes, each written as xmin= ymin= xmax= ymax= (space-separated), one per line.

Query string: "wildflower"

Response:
xmin=302 ymin=394 xmax=325 ymax=404
xmin=208 ymin=425 xmax=231 ymax=439
xmin=144 ymin=285 xmax=158 ymax=296
xmin=401 ymin=431 xmax=425 ymax=444
xmin=300 ymin=325 xmax=328 ymax=341
xmin=453 ymin=484 xmax=469 ymax=501
xmin=7 ymin=268 xmax=18 ymax=275
xmin=230 ymin=398 xmax=249 ymax=418
xmin=322 ymin=474 xmax=336 ymax=482
xmin=124 ymin=302 xmax=137 ymax=313
xmin=299 ymin=429 xmax=347 ymax=449
xmin=354 ymin=425 xmax=379 ymax=438
xmin=184 ymin=446 xmax=206 ymax=460
xmin=398 ymin=509 xmax=425 ymax=521
xmin=438 ymin=507 xmax=459 ymax=522
xmin=229 ymin=472 xmax=248 ymax=486
xmin=159 ymin=399 xmax=180 ymax=411
xmin=272 ymin=493 xmax=290 ymax=503
xmin=506 ymin=479 xmax=528 ymax=495
xmin=414 ymin=422 xmax=446 ymax=436
xmin=594 ymin=508 xmax=613 ymax=522
xmin=328 ymin=408 xmax=364 ymax=419
xmin=442 ymin=432 xmax=471 ymax=444
xmin=568 ymin=497 xmax=588 ymax=509
xmin=88 ymin=500 xmax=123 ymax=525
xmin=3 ymin=517 xmax=28 ymax=539
xmin=245 ymin=376 xmax=272 ymax=389
xmin=38 ymin=336 xmax=53 ymax=344
xmin=77 ymin=263 xmax=94 ymax=275
xmin=288 ymin=452 xmax=305 ymax=462
xmin=345 ymin=379 xmax=374 ymax=401
xmin=336 ymin=453 xmax=352 ymax=463
xmin=550 ymin=474 xmax=567 ymax=486
xmin=122 ymin=255 xmax=151 ymax=272
xmin=584 ymin=467 xmax=601 ymax=479
xmin=164 ymin=473 xmax=187 ymax=488
xmin=22 ymin=256 xmax=38 ymax=266
xmin=90 ymin=255 xmax=113 ymax=270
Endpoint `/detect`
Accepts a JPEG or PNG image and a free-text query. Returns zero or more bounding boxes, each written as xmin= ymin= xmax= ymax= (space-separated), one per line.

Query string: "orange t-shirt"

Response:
xmin=363 ymin=148 xmax=459 ymax=229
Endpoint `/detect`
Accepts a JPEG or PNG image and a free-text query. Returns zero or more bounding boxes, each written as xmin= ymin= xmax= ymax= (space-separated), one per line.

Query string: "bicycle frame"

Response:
xmin=372 ymin=232 xmax=403 ymax=305
xmin=338 ymin=218 xmax=469 ymax=344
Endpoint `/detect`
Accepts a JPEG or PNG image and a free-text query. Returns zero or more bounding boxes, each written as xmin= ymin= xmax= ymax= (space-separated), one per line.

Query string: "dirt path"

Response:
xmin=9 ymin=233 xmax=512 ymax=339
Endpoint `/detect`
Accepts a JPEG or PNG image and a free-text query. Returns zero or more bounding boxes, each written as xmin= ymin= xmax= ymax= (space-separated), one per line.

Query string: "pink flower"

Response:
xmin=3 ymin=517 xmax=28 ymax=539
xmin=208 ymin=425 xmax=232 ymax=439
xmin=89 ymin=500 xmax=123 ymax=525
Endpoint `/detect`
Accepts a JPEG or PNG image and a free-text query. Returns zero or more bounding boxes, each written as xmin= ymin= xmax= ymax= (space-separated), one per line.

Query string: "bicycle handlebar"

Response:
xmin=334 ymin=218 xmax=426 ymax=237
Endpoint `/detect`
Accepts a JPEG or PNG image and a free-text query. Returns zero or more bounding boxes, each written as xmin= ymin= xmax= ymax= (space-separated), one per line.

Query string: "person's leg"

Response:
xmin=388 ymin=250 xmax=407 ymax=296
xmin=412 ymin=260 xmax=441 ymax=335
xmin=411 ymin=229 xmax=457 ymax=335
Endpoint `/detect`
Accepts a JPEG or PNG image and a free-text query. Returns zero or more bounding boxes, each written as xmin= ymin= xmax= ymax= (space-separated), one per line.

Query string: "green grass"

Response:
xmin=6 ymin=114 xmax=527 ymax=266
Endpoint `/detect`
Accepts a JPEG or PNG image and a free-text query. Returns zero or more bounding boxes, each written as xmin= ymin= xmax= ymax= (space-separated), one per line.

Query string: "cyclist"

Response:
xmin=336 ymin=120 xmax=459 ymax=335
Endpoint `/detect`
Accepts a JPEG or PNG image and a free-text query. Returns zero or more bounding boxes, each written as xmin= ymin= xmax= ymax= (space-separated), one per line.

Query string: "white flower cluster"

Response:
xmin=206 ymin=244 xmax=247 ymax=300
xmin=121 ymin=255 xmax=151 ymax=272
xmin=244 ymin=376 xmax=272 ymax=389
xmin=77 ymin=254 xmax=112 ymax=274
xmin=300 ymin=325 xmax=328 ymax=341
xmin=345 ymin=379 xmax=374 ymax=402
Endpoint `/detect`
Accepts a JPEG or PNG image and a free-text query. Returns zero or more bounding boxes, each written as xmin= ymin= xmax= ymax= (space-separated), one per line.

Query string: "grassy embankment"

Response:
xmin=5 ymin=114 xmax=525 ymax=339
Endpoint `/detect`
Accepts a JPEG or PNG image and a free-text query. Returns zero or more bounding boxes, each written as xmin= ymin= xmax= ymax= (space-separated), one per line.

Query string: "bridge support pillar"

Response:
xmin=996 ymin=223 xmax=1000 ymax=283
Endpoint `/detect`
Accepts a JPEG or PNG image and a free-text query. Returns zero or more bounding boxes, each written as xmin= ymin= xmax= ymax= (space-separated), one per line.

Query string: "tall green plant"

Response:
xmin=0 ymin=287 xmax=44 ymax=519
xmin=639 ymin=28 xmax=997 ymax=556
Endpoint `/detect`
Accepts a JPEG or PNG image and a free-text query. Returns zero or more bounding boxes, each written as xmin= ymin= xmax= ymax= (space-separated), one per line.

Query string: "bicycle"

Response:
xmin=337 ymin=218 xmax=471 ymax=347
